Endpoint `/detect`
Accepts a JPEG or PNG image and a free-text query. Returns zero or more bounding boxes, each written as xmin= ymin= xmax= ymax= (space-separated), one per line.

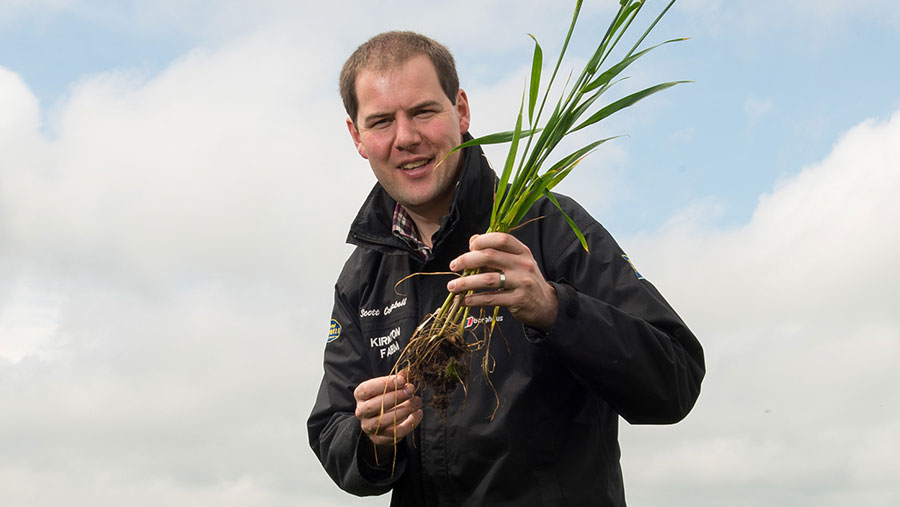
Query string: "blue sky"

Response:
xmin=2 ymin=1 xmax=899 ymax=506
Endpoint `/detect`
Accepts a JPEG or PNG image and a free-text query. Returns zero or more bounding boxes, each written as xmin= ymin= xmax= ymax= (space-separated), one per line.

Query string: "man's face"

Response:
xmin=347 ymin=54 xmax=470 ymax=220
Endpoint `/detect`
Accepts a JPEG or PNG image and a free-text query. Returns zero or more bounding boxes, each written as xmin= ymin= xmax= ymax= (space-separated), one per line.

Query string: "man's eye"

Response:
xmin=416 ymin=110 xmax=435 ymax=118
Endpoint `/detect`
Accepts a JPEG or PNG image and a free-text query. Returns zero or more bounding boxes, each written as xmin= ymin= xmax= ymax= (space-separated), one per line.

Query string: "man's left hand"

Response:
xmin=447 ymin=232 xmax=558 ymax=331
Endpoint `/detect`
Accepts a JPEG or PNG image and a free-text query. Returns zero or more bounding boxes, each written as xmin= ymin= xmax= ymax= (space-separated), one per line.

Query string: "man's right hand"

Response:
xmin=354 ymin=372 xmax=423 ymax=460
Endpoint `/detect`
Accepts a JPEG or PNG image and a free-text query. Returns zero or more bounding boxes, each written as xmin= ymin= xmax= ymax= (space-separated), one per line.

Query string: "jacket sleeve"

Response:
xmin=527 ymin=216 xmax=705 ymax=425
xmin=307 ymin=285 xmax=408 ymax=496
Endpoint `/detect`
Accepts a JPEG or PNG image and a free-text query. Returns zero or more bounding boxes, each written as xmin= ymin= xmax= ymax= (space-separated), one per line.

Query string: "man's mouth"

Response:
xmin=399 ymin=158 xmax=432 ymax=171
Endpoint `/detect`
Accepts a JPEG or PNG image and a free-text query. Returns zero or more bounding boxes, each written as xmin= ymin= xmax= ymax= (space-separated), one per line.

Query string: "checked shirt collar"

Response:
xmin=391 ymin=203 xmax=432 ymax=260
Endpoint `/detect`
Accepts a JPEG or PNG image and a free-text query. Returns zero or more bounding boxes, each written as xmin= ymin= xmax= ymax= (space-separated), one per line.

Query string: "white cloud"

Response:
xmin=0 ymin=67 xmax=41 ymax=147
xmin=619 ymin=110 xmax=900 ymax=506
xmin=0 ymin=279 xmax=64 ymax=362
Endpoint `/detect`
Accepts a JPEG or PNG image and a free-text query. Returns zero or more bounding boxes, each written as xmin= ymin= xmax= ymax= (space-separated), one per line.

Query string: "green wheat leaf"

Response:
xmin=544 ymin=190 xmax=589 ymax=252
xmin=528 ymin=33 xmax=543 ymax=126
xmin=572 ymin=81 xmax=689 ymax=133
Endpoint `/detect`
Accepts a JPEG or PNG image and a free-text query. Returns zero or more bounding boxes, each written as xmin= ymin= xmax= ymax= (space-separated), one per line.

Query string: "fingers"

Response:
xmin=450 ymin=232 xmax=532 ymax=271
xmin=392 ymin=405 xmax=424 ymax=440
xmin=354 ymin=374 xmax=423 ymax=446
xmin=355 ymin=382 xmax=415 ymax=421
xmin=363 ymin=399 xmax=424 ymax=445
xmin=354 ymin=373 xmax=407 ymax=405
xmin=447 ymin=233 xmax=534 ymax=295
xmin=448 ymin=233 xmax=530 ymax=273
xmin=447 ymin=269 xmax=514 ymax=294
xmin=354 ymin=373 xmax=413 ymax=420
xmin=469 ymin=233 xmax=529 ymax=255
xmin=455 ymin=273 xmax=535 ymax=311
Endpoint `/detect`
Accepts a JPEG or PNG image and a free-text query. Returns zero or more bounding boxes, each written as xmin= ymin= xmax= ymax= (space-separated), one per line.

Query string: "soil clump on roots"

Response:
xmin=399 ymin=321 xmax=471 ymax=418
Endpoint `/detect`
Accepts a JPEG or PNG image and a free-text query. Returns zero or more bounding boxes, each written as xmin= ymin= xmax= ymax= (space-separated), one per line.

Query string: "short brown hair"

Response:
xmin=340 ymin=31 xmax=459 ymax=124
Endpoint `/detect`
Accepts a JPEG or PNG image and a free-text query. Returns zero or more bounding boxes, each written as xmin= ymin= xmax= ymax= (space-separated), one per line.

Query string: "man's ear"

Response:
xmin=346 ymin=117 xmax=368 ymax=160
xmin=456 ymin=89 xmax=471 ymax=136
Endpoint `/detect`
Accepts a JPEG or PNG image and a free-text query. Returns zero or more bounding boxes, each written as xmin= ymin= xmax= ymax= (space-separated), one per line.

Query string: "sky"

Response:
xmin=1 ymin=0 xmax=899 ymax=505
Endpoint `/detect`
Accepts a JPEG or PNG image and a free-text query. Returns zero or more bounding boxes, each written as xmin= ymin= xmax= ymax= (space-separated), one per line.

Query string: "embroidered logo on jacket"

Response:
xmin=327 ymin=319 xmax=342 ymax=343
xmin=465 ymin=314 xmax=504 ymax=328
xmin=360 ymin=296 xmax=408 ymax=319
xmin=370 ymin=327 xmax=401 ymax=359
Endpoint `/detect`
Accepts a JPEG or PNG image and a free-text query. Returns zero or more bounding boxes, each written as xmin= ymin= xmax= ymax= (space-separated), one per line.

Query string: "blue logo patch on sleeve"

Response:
xmin=328 ymin=319 xmax=342 ymax=343
xmin=621 ymin=254 xmax=644 ymax=280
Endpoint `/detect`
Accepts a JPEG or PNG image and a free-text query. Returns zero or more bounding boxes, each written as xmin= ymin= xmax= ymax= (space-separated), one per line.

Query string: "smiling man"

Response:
xmin=308 ymin=31 xmax=705 ymax=506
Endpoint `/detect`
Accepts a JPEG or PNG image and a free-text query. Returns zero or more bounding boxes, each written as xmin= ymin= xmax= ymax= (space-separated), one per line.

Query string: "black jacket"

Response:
xmin=308 ymin=141 xmax=705 ymax=506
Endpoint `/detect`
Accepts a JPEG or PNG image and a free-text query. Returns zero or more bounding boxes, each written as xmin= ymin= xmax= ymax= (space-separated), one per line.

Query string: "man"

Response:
xmin=308 ymin=31 xmax=705 ymax=506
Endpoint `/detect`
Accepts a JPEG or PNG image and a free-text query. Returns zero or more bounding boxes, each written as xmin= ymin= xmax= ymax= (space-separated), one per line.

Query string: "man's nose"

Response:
xmin=394 ymin=116 xmax=422 ymax=151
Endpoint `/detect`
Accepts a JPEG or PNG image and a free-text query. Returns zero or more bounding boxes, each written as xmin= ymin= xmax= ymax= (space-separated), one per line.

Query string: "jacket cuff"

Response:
xmin=356 ymin=430 xmax=408 ymax=486
xmin=523 ymin=281 xmax=578 ymax=344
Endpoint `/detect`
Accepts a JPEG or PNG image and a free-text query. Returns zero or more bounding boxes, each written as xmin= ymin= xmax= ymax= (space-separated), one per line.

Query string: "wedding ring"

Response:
xmin=498 ymin=272 xmax=506 ymax=290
